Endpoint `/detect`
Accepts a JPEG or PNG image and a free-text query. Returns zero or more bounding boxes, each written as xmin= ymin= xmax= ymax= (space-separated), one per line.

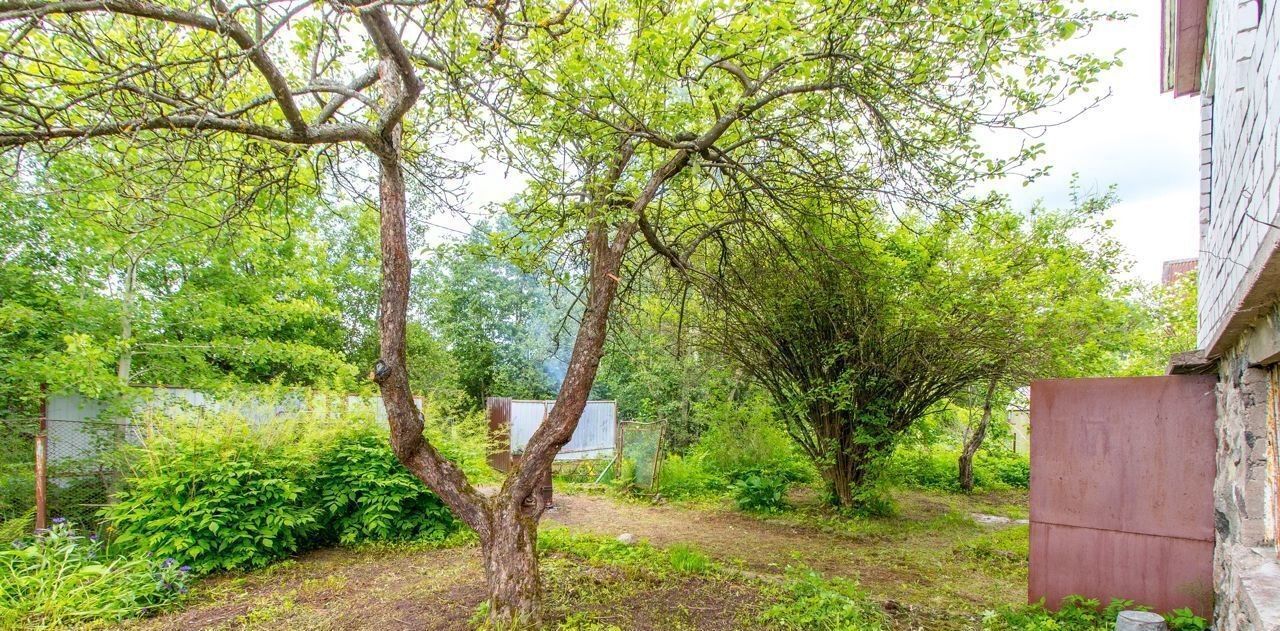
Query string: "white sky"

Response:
xmin=441 ymin=0 xmax=1202 ymax=285
xmin=989 ymin=0 xmax=1202 ymax=283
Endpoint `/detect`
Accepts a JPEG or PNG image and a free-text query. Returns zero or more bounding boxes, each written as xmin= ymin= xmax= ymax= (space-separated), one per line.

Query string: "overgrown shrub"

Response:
xmin=0 ymin=520 xmax=188 ymax=627
xmin=103 ymin=414 xmax=321 ymax=575
xmin=103 ymin=401 xmax=486 ymax=574
xmin=315 ymin=425 xmax=458 ymax=544
xmin=692 ymin=396 xmax=813 ymax=483
xmin=657 ymin=396 xmax=812 ymax=505
xmin=731 ymin=471 xmax=791 ymax=512
xmin=982 ymin=596 xmax=1207 ymax=631
xmin=656 ymin=454 xmax=726 ymax=499
xmin=887 ymin=447 xmax=1029 ymax=492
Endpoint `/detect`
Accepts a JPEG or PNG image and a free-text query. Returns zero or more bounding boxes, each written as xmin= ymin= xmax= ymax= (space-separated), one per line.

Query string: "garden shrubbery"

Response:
xmin=982 ymin=596 xmax=1208 ymax=631
xmin=315 ymin=424 xmax=458 ymax=545
xmin=102 ymin=400 xmax=492 ymax=575
xmin=657 ymin=396 xmax=813 ymax=511
xmin=887 ymin=446 xmax=1029 ymax=492
xmin=0 ymin=519 xmax=189 ymax=628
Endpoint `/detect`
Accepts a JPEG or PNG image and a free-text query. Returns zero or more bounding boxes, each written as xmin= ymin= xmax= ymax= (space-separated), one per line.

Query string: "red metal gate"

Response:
xmin=1029 ymin=375 xmax=1217 ymax=616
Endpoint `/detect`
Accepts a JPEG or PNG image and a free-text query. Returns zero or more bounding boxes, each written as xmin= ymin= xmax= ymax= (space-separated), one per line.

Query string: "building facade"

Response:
xmin=1163 ymin=0 xmax=1280 ymax=628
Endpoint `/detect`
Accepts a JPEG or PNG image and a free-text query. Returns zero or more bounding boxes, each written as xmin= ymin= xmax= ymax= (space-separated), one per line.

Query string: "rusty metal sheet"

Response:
xmin=486 ymin=397 xmax=512 ymax=472
xmin=1029 ymin=375 xmax=1217 ymax=616
xmin=1029 ymin=523 xmax=1214 ymax=616
xmin=1030 ymin=376 xmax=1217 ymax=541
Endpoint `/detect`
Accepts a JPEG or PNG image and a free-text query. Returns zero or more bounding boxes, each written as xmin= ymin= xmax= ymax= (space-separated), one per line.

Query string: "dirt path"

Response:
xmin=547 ymin=494 xmax=865 ymax=576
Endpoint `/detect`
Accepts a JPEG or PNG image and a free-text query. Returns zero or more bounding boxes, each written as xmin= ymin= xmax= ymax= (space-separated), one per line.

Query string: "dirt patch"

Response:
xmin=545 ymin=489 xmax=1028 ymax=630
xmin=129 ymin=489 xmax=1027 ymax=630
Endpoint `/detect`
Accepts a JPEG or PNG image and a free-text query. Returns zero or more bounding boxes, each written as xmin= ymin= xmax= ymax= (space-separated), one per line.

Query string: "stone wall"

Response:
xmin=1213 ymin=340 xmax=1280 ymax=629
xmin=1197 ymin=0 xmax=1279 ymax=351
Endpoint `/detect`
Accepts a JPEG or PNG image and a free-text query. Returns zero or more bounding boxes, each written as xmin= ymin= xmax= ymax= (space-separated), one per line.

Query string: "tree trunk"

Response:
xmin=116 ymin=259 xmax=136 ymax=383
xmin=482 ymin=507 xmax=542 ymax=627
xmin=959 ymin=380 xmax=998 ymax=493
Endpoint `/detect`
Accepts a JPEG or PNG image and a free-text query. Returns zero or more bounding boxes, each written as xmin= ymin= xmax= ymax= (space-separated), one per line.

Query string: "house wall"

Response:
xmin=1200 ymin=1 xmax=1280 ymax=628
xmin=1197 ymin=0 xmax=1279 ymax=352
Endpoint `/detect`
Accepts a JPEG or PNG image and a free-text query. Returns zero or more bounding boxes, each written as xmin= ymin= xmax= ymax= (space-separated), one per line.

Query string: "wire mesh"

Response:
xmin=0 ymin=417 xmax=36 ymax=523
xmin=44 ymin=418 xmax=137 ymax=529
xmin=619 ymin=421 xmax=665 ymax=489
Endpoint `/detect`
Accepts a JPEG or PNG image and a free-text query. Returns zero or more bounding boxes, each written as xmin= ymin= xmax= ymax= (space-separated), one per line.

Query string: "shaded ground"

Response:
xmin=126 ymin=488 xmax=1028 ymax=630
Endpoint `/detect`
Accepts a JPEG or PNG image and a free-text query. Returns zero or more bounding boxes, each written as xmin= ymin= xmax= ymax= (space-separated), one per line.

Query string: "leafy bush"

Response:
xmin=975 ymin=450 xmax=1030 ymax=488
xmin=692 ymin=396 xmax=813 ymax=484
xmin=731 ymin=471 xmax=790 ymax=512
xmin=762 ymin=567 xmax=885 ymax=630
xmin=658 ymin=396 xmax=812 ymax=505
xmin=103 ymin=414 xmax=322 ymax=575
xmin=103 ymin=402 xmax=485 ymax=574
xmin=982 ymin=596 xmax=1208 ymax=631
xmin=315 ymin=425 xmax=458 ymax=545
xmin=657 ymin=454 xmax=726 ymax=499
xmin=0 ymin=520 xmax=188 ymax=627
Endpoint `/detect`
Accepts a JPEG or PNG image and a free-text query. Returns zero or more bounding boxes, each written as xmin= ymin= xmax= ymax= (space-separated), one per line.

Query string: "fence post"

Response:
xmin=34 ymin=384 xmax=48 ymax=531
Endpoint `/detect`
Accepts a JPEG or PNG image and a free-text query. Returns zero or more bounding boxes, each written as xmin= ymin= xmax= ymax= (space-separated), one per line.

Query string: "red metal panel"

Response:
xmin=1029 ymin=375 xmax=1217 ymax=617
xmin=486 ymin=397 xmax=512 ymax=472
xmin=1029 ymin=523 xmax=1214 ymax=615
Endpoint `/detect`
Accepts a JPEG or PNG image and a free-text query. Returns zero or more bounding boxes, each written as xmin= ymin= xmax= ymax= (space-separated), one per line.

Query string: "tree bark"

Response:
xmin=482 ymin=505 xmax=542 ymax=626
xmin=116 ymin=258 xmax=136 ymax=383
xmin=959 ymin=380 xmax=998 ymax=493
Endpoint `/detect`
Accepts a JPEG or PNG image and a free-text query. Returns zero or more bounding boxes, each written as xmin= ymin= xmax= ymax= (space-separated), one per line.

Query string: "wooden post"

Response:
xmin=34 ymin=384 xmax=48 ymax=532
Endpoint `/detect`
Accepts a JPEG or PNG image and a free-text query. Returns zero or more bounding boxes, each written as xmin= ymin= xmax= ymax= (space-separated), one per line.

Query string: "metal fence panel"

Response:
xmin=1029 ymin=376 xmax=1216 ymax=617
xmin=508 ymin=400 xmax=616 ymax=460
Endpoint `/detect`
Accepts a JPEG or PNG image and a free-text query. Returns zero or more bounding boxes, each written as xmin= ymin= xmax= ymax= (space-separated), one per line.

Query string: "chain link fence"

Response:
xmin=0 ymin=416 xmax=37 ymax=524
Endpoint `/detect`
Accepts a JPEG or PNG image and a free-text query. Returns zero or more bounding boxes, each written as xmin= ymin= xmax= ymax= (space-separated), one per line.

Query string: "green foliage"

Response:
xmin=761 ymin=568 xmax=886 ymax=630
xmin=315 ymin=425 xmax=458 ymax=545
xmin=1114 ymin=271 xmax=1199 ymax=376
xmin=656 ymin=454 xmax=726 ymax=499
xmin=421 ymin=223 xmax=560 ymax=409
xmin=888 ymin=447 xmax=1030 ymax=492
xmin=701 ymin=197 xmax=1134 ymax=506
xmin=103 ymin=414 xmax=322 ymax=575
xmin=0 ymin=520 xmax=188 ymax=628
xmin=1166 ymin=608 xmax=1210 ymax=631
xmin=982 ymin=596 xmax=1208 ymax=631
xmin=657 ymin=395 xmax=811 ymax=506
xmin=731 ymin=472 xmax=791 ymax=513
xmin=103 ymin=404 xmax=486 ymax=574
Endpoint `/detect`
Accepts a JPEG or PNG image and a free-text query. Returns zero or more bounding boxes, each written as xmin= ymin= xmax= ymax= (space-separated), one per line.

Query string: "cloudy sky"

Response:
xmin=989 ymin=0 xmax=1202 ymax=283
xmin=448 ymin=0 xmax=1203 ymax=284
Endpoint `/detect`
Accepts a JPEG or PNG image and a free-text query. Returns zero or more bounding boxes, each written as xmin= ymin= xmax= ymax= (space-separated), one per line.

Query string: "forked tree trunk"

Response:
xmin=958 ymin=380 xmax=998 ymax=493
xmin=374 ymin=126 xmax=632 ymax=625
